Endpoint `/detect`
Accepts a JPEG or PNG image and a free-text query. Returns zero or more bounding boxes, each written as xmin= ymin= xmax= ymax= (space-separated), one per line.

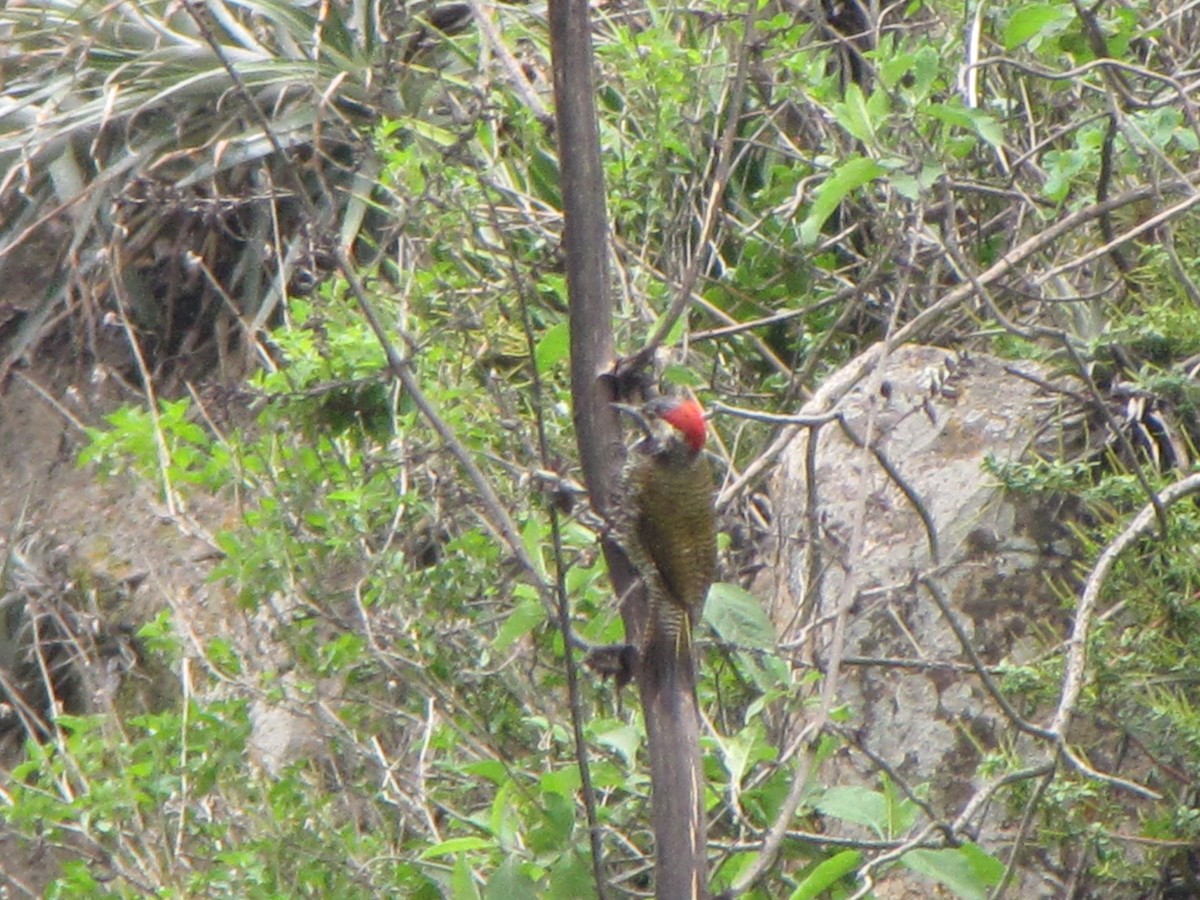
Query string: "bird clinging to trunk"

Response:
xmin=615 ymin=396 xmax=717 ymax=679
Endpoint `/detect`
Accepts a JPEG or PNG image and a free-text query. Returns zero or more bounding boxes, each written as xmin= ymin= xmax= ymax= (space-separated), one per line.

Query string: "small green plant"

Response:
xmin=984 ymin=455 xmax=1094 ymax=494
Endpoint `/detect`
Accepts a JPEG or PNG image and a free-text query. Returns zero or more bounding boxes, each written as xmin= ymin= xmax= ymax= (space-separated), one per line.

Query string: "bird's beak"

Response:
xmin=611 ymin=402 xmax=652 ymax=437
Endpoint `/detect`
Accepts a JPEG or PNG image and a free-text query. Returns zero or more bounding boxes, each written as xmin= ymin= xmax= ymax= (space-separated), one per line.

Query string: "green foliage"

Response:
xmin=984 ymin=455 xmax=1094 ymax=494
xmin=901 ymin=844 xmax=1004 ymax=900
xmin=6 ymin=0 xmax=1200 ymax=895
xmin=803 ymin=779 xmax=1003 ymax=898
xmin=4 ymin=694 xmax=381 ymax=899
xmin=1109 ymin=301 xmax=1200 ymax=362
xmin=799 ymin=156 xmax=887 ymax=246
xmin=79 ymin=398 xmax=229 ymax=495
xmin=787 ymin=850 xmax=861 ymax=900
xmin=986 ymin=425 xmax=1200 ymax=894
xmin=816 ymin=779 xmax=920 ymax=841
xmin=1003 ymin=5 xmax=1073 ymax=51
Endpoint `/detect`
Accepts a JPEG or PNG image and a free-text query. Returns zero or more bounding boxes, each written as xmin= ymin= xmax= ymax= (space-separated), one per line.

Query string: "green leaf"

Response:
xmin=961 ymin=108 xmax=1004 ymax=150
xmin=1042 ymin=149 xmax=1089 ymax=202
xmin=534 ymin=322 xmax=569 ymax=374
xmin=542 ymin=791 xmax=575 ymax=841
xmin=421 ymin=837 xmax=492 ymax=859
xmin=1004 ymin=4 xmax=1074 ymax=50
xmin=910 ymin=47 xmax=940 ymax=101
xmin=788 ymin=850 xmax=862 ymax=900
xmin=720 ymin=721 xmax=776 ymax=785
xmin=529 ymin=148 xmax=562 ymax=205
xmin=485 ymin=856 xmax=537 ymax=900
xmin=831 ymin=84 xmax=876 ymax=144
xmin=593 ymin=723 xmax=641 ymax=766
xmin=318 ymin=632 xmax=366 ymax=675
xmin=205 ymin=637 xmax=242 ymax=675
xmin=867 ymin=88 xmax=890 ymax=126
xmin=462 ymin=760 xmax=507 ymax=785
xmin=400 ymin=115 xmax=461 ymax=147
xmin=815 ymin=785 xmax=889 ymax=838
xmin=704 ymin=583 xmax=776 ymax=650
xmin=546 ymin=850 xmax=595 ymax=900
xmin=451 ymin=854 xmax=482 ymax=900
xmin=540 ymin=767 xmax=581 ymax=797
xmin=521 ymin=518 xmax=547 ymax=581
xmin=881 ymin=774 xmax=919 ymax=836
xmin=891 ymin=172 xmax=920 ymax=201
xmin=54 ymin=714 xmax=100 ymax=736
xmin=493 ymin=599 xmax=546 ymax=653
xmin=877 ymin=51 xmax=915 ymax=91
xmin=55 ymin=860 xmax=100 ymax=892
xmin=924 ymin=101 xmax=974 ymax=130
xmin=959 ymin=843 xmax=1007 ymax=884
xmin=662 ymin=363 xmax=706 ymax=387
xmin=901 ymin=844 xmax=1004 ymax=900
xmin=529 ymin=790 xmax=576 ymax=853
xmin=649 ymin=307 xmax=689 ymax=347
xmin=800 ymin=157 xmax=885 ymax=246
xmin=488 ymin=780 xmax=521 ymax=850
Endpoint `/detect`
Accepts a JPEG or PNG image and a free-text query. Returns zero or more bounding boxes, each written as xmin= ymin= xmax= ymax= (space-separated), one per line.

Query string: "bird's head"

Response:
xmin=614 ymin=396 xmax=708 ymax=455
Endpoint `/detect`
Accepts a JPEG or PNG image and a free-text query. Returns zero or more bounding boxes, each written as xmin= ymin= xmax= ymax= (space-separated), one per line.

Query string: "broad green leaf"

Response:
xmin=1042 ymin=149 xmax=1089 ymax=202
xmin=56 ymin=861 xmax=100 ymax=893
xmin=492 ymin=599 xmax=545 ymax=653
xmin=541 ymin=791 xmax=576 ymax=847
xmin=891 ymin=172 xmax=921 ymax=201
xmin=901 ymin=844 xmax=1004 ymax=900
xmin=878 ymin=51 xmax=916 ymax=91
xmin=831 ymin=84 xmax=876 ymax=144
xmin=788 ymin=850 xmax=863 ymax=900
xmin=800 ymin=157 xmax=886 ymax=246
xmin=961 ymin=108 xmax=1004 ymax=149
xmin=399 ymin=115 xmax=461 ymax=147
xmin=521 ymin=518 xmax=547 ymax=581
xmin=815 ymin=785 xmax=889 ymax=838
xmin=546 ymin=850 xmax=595 ymax=900
xmin=881 ymin=774 xmax=919 ymax=836
xmin=1004 ymin=4 xmax=1074 ymax=50
xmin=662 ymin=363 xmax=706 ymax=387
xmin=529 ymin=148 xmax=562 ymax=205
xmin=720 ymin=721 xmax=776 ymax=785
xmin=485 ymin=856 xmax=537 ymax=900
xmin=451 ymin=854 xmax=482 ymax=900
xmin=649 ymin=307 xmax=690 ymax=347
xmin=594 ymin=723 xmax=641 ymax=766
xmin=529 ymin=790 xmax=575 ymax=853
xmin=462 ymin=760 xmax=508 ymax=785
xmin=867 ymin=88 xmax=890 ymax=125
xmin=420 ymin=836 xmax=491 ymax=859
xmin=488 ymin=780 xmax=520 ymax=849
xmin=53 ymin=714 xmax=100 ymax=736
xmin=959 ymin=842 xmax=1007 ymax=884
xmin=534 ymin=322 xmax=569 ymax=374
xmin=705 ymin=583 xmax=776 ymax=650
xmin=911 ymin=47 xmax=940 ymax=101
xmin=924 ymin=101 xmax=975 ymax=130
xmin=540 ymin=767 xmax=582 ymax=797
xmin=712 ymin=851 xmax=758 ymax=893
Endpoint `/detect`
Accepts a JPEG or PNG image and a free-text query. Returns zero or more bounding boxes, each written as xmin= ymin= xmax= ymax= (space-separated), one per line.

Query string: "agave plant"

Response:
xmin=0 ymin=0 xmax=467 ymax=384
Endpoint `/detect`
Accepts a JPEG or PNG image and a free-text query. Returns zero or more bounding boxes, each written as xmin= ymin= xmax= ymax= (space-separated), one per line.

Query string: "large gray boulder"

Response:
xmin=767 ymin=344 xmax=1086 ymax=895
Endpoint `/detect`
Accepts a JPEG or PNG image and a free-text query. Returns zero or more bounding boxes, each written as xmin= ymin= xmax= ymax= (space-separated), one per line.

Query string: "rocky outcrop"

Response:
xmin=768 ymin=344 xmax=1091 ymax=895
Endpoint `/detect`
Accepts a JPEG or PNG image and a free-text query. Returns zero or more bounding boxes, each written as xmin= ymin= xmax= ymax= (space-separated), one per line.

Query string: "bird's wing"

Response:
xmin=635 ymin=509 xmax=689 ymax=607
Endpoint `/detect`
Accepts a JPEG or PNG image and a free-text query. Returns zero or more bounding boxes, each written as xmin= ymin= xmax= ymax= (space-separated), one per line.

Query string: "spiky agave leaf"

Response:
xmin=0 ymin=0 xmax=462 ymax=382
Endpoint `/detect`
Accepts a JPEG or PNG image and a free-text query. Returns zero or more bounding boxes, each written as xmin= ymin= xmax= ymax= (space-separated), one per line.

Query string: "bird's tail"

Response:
xmin=640 ymin=595 xmax=694 ymax=683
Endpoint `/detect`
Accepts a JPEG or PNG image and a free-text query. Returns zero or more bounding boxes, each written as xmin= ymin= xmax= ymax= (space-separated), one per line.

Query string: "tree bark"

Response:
xmin=548 ymin=0 xmax=709 ymax=894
